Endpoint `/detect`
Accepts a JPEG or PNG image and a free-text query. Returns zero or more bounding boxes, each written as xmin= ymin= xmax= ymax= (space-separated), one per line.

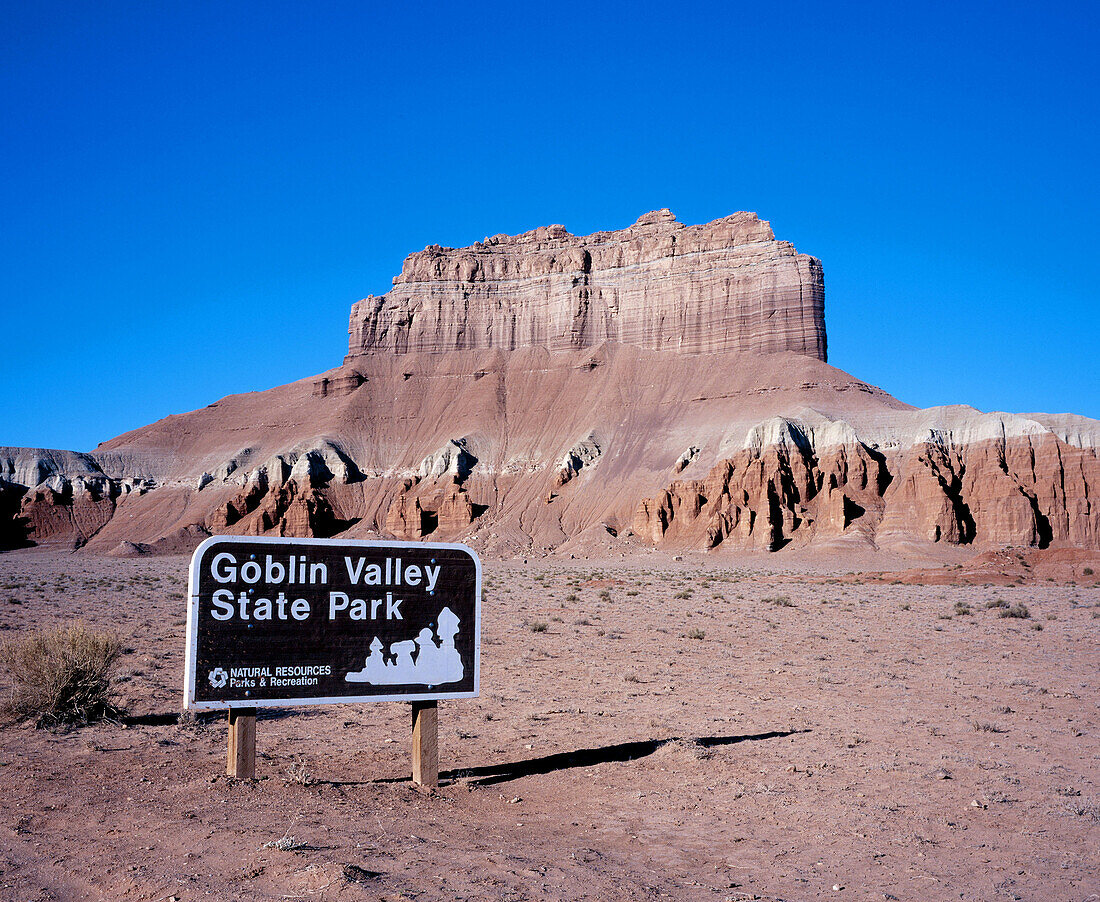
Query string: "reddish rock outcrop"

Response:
xmin=635 ymin=418 xmax=1099 ymax=553
xmin=2 ymin=211 xmax=1097 ymax=558
xmin=633 ymin=420 xmax=890 ymax=551
xmin=1 ymin=447 xmax=156 ymax=549
xmin=385 ymin=477 xmax=482 ymax=541
xmin=347 ymin=210 xmax=826 ymax=360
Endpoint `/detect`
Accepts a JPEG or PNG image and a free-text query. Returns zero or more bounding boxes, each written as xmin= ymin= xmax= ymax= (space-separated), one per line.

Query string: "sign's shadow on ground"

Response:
xmin=370 ymin=729 xmax=808 ymax=787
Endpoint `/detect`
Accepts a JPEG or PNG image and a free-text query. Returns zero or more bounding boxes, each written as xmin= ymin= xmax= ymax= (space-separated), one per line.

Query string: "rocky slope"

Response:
xmin=1 ymin=211 xmax=1096 ymax=557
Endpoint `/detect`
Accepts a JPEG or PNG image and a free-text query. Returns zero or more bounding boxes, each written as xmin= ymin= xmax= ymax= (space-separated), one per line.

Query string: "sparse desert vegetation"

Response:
xmin=0 ymin=549 xmax=1096 ymax=900
xmin=0 ymin=621 xmax=122 ymax=727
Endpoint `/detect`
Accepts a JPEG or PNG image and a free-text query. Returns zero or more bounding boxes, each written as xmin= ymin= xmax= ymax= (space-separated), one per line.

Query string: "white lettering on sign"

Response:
xmin=210 ymin=553 xmax=329 ymax=586
xmin=328 ymin=591 xmax=404 ymax=621
xmin=209 ymin=588 xmax=312 ymax=621
xmin=343 ymin=556 xmax=440 ymax=592
xmin=200 ymin=551 xmax=451 ymax=626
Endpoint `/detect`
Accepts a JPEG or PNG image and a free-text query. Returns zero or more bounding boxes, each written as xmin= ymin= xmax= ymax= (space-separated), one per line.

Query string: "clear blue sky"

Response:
xmin=2 ymin=1 xmax=1097 ymax=452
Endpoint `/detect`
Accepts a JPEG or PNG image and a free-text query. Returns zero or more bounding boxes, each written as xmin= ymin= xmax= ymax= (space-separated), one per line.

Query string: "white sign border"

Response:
xmin=184 ymin=535 xmax=482 ymax=710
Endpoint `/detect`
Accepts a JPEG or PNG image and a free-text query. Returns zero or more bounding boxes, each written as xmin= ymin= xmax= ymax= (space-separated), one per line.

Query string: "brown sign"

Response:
xmin=185 ymin=536 xmax=481 ymax=709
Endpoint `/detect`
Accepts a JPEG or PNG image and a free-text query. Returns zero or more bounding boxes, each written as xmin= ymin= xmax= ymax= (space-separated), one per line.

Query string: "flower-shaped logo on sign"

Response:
xmin=208 ymin=667 xmax=228 ymax=689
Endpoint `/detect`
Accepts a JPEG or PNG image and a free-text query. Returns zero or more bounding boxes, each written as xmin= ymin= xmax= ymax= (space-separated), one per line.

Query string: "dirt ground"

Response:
xmin=0 ymin=549 xmax=1097 ymax=902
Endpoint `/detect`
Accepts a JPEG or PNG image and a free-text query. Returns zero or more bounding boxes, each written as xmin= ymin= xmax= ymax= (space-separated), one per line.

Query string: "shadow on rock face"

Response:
xmin=0 ymin=480 xmax=33 ymax=550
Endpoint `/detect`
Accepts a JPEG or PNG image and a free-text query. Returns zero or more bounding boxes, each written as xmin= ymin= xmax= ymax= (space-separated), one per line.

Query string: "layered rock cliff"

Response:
xmin=2 ymin=210 xmax=1097 ymax=558
xmin=347 ymin=209 xmax=827 ymax=360
xmin=633 ymin=409 xmax=1100 ymax=554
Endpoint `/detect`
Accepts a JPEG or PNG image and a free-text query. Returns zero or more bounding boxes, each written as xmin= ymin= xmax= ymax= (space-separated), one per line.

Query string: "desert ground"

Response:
xmin=0 ymin=548 xmax=1097 ymax=902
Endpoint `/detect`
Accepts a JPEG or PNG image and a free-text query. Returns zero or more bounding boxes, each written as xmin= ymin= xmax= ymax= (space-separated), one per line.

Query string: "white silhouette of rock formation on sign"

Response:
xmin=345 ymin=607 xmax=464 ymax=686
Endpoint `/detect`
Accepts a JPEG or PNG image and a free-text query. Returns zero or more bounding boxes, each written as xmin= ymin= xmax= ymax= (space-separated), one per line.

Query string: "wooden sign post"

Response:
xmin=184 ymin=537 xmax=480 ymax=784
xmin=227 ymin=707 xmax=256 ymax=778
xmin=411 ymin=700 xmax=439 ymax=787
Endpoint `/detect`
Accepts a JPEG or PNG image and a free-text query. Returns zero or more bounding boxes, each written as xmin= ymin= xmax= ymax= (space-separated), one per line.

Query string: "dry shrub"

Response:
xmin=0 ymin=622 xmax=122 ymax=727
xmin=765 ymin=595 xmax=795 ymax=607
xmin=656 ymin=738 xmax=713 ymax=761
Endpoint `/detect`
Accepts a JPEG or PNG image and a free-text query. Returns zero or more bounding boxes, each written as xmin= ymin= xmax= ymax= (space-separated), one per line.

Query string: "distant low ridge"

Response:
xmin=1 ymin=210 xmax=1097 ymax=556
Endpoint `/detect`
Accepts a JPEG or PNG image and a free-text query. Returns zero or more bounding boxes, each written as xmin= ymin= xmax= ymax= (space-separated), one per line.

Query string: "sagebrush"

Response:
xmin=0 ymin=622 xmax=122 ymax=727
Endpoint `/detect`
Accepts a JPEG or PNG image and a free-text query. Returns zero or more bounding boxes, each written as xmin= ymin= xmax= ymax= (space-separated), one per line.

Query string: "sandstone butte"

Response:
xmin=1 ymin=209 xmax=1098 ymax=558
